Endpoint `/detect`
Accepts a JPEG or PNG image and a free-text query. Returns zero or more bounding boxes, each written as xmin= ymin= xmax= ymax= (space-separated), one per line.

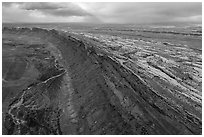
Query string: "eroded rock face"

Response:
xmin=2 ymin=27 xmax=202 ymax=135
xmin=5 ymin=71 xmax=65 ymax=135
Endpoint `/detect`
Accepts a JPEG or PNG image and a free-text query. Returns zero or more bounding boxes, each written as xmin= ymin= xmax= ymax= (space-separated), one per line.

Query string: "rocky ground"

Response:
xmin=2 ymin=27 xmax=202 ymax=135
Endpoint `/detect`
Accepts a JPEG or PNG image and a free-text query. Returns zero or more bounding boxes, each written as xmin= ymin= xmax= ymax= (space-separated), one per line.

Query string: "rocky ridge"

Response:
xmin=2 ymin=27 xmax=202 ymax=135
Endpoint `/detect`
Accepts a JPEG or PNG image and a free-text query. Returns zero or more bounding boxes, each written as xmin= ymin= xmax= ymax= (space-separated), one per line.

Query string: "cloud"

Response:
xmin=2 ymin=2 xmax=12 ymax=7
xmin=2 ymin=2 xmax=102 ymax=23
xmin=78 ymin=2 xmax=202 ymax=24
xmin=2 ymin=2 xmax=202 ymax=24
xmin=151 ymin=3 xmax=201 ymax=18
xmin=3 ymin=2 xmax=91 ymax=17
xmin=41 ymin=9 xmax=91 ymax=17
xmin=19 ymin=2 xmax=65 ymax=10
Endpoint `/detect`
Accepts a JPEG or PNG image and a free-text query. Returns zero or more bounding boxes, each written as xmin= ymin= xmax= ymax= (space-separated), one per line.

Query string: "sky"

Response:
xmin=2 ymin=2 xmax=202 ymax=24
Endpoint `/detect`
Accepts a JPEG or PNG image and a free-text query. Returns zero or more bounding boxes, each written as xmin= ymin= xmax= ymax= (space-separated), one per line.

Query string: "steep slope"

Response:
xmin=2 ymin=27 xmax=202 ymax=135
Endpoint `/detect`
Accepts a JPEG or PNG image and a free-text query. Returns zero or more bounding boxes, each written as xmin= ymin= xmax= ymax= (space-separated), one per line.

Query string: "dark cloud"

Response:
xmin=20 ymin=2 xmax=65 ymax=10
xmin=3 ymin=2 xmax=91 ymax=17
xmin=22 ymin=2 xmax=91 ymax=17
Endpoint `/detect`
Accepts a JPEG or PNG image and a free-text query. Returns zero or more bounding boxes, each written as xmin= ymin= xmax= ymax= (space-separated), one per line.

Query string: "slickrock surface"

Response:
xmin=2 ymin=27 xmax=202 ymax=135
